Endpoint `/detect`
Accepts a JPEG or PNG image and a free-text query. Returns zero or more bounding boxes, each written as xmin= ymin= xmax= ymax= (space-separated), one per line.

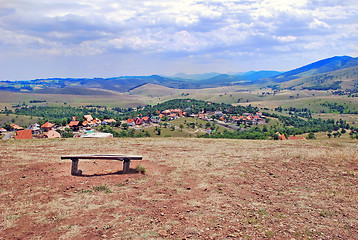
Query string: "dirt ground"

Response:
xmin=0 ymin=138 xmax=357 ymax=239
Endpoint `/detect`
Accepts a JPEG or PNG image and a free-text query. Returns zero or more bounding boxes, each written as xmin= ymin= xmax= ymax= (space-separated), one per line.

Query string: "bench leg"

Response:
xmin=123 ymin=158 xmax=131 ymax=173
xmin=71 ymin=158 xmax=79 ymax=175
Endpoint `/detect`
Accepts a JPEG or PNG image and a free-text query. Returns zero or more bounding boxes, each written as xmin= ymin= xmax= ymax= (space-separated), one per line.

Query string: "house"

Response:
xmin=127 ymin=119 xmax=134 ymax=126
xmin=142 ymin=117 xmax=150 ymax=124
xmin=206 ymin=127 xmax=212 ymax=134
xmin=15 ymin=129 xmax=33 ymax=140
xmin=92 ymin=118 xmax=102 ymax=126
xmin=103 ymin=119 xmax=116 ymax=125
xmin=27 ymin=123 xmax=41 ymax=134
xmin=10 ymin=124 xmax=24 ymax=131
xmin=150 ymin=116 xmax=160 ymax=123
xmin=0 ymin=128 xmax=7 ymax=133
xmin=68 ymin=121 xmax=80 ymax=131
xmin=276 ymin=132 xmax=287 ymax=140
xmin=41 ymin=122 xmax=55 ymax=132
xmin=169 ymin=113 xmax=178 ymax=120
xmin=81 ymin=132 xmax=113 ymax=138
xmin=289 ymin=136 xmax=307 ymax=140
xmin=214 ymin=111 xmax=223 ymax=116
xmin=135 ymin=118 xmax=143 ymax=125
xmin=83 ymin=115 xmax=93 ymax=122
xmin=44 ymin=130 xmax=61 ymax=139
xmin=162 ymin=110 xmax=171 ymax=115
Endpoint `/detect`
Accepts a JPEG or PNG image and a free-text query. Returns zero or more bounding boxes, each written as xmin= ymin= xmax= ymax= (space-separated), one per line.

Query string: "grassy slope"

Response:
xmin=0 ymin=113 xmax=42 ymax=127
xmin=280 ymin=66 xmax=358 ymax=90
xmin=0 ymin=90 xmax=147 ymax=108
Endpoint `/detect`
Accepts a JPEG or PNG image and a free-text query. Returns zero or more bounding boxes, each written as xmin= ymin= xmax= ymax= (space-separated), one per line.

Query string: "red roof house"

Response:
xmin=10 ymin=124 xmax=24 ymax=131
xmin=127 ymin=119 xmax=134 ymax=126
xmin=41 ymin=122 xmax=55 ymax=131
xmin=15 ymin=129 xmax=33 ymax=140
xmin=289 ymin=136 xmax=307 ymax=140
xmin=44 ymin=130 xmax=61 ymax=139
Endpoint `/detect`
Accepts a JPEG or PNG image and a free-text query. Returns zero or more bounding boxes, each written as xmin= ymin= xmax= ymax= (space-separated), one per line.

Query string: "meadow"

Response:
xmin=1 ymin=137 xmax=357 ymax=239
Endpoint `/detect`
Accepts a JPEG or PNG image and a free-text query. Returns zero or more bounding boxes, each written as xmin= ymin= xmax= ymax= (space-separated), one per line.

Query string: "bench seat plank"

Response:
xmin=61 ymin=154 xmax=142 ymax=160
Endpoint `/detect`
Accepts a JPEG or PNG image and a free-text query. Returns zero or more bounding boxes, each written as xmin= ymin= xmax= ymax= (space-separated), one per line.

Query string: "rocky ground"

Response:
xmin=0 ymin=138 xmax=357 ymax=239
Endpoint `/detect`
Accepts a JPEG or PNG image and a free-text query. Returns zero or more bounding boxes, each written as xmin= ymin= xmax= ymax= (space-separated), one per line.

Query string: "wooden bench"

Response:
xmin=61 ymin=154 xmax=142 ymax=175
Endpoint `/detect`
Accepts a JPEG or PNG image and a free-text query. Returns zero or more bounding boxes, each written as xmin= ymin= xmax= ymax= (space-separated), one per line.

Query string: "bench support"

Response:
xmin=123 ymin=158 xmax=130 ymax=174
xmin=71 ymin=158 xmax=79 ymax=176
xmin=61 ymin=154 xmax=142 ymax=176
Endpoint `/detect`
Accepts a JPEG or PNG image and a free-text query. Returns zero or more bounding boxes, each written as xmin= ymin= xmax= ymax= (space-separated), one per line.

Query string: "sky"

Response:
xmin=0 ymin=0 xmax=357 ymax=80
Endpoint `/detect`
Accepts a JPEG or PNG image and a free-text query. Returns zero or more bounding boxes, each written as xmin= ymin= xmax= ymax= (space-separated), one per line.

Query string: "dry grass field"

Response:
xmin=1 ymin=138 xmax=357 ymax=239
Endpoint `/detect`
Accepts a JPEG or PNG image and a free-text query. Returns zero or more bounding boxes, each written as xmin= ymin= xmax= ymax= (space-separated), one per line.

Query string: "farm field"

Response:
xmin=1 ymin=138 xmax=357 ymax=239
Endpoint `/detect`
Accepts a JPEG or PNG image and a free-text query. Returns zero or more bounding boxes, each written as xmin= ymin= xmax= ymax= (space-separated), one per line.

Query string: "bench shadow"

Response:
xmin=76 ymin=168 xmax=138 ymax=177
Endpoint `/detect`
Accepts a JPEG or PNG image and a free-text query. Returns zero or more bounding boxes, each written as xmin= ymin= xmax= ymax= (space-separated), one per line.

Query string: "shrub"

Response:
xmin=136 ymin=165 xmax=146 ymax=174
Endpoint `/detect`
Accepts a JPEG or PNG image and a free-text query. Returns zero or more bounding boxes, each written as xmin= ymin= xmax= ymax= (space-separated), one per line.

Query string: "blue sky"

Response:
xmin=0 ymin=0 xmax=357 ymax=80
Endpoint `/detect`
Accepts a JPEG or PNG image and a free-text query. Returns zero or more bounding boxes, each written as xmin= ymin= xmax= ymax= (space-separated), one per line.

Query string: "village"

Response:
xmin=0 ymin=108 xmax=271 ymax=140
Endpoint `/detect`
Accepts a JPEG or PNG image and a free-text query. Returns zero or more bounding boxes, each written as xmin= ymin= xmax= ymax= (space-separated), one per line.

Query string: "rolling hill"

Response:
xmin=0 ymin=56 xmax=357 ymax=93
xmin=128 ymin=83 xmax=178 ymax=97
xmin=272 ymin=56 xmax=358 ymax=83
xmin=279 ymin=65 xmax=358 ymax=90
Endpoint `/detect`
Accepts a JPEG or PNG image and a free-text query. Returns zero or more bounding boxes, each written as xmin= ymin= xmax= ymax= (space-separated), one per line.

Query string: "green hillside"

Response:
xmin=279 ymin=66 xmax=358 ymax=91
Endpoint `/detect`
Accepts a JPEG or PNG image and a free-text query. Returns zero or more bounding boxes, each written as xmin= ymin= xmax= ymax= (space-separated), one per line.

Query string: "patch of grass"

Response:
xmin=136 ymin=165 xmax=146 ymax=174
xmin=77 ymin=189 xmax=93 ymax=194
xmin=264 ymin=230 xmax=275 ymax=238
xmin=93 ymin=185 xmax=111 ymax=193
xmin=320 ymin=209 xmax=334 ymax=217
xmin=258 ymin=208 xmax=268 ymax=215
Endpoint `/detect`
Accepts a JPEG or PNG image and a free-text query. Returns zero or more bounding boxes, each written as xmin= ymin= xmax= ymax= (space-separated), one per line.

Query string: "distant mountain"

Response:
xmin=272 ymin=56 xmax=358 ymax=83
xmin=240 ymin=71 xmax=282 ymax=81
xmin=188 ymin=71 xmax=282 ymax=88
xmin=168 ymin=72 xmax=221 ymax=80
xmin=1 ymin=56 xmax=356 ymax=93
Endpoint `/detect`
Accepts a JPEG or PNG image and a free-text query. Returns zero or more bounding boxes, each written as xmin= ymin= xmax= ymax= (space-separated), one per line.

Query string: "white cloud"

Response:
xmin=0 ymin=0 xmax=357 ymax=79
xmin=309 ymin=18 xmax=329 ymax=29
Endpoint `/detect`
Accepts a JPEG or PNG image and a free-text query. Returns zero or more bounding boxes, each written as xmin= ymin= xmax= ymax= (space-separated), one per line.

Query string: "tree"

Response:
xmin=179 ymin=124 xmax=184 ymax=132
xmin=308 ymin=132 xmax=316 ymax=139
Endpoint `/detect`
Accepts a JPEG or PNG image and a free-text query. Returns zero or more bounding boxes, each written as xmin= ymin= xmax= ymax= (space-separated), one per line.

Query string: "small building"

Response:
xmin=275 ymin=132 xmax=287 ymax=140
xmin=151 ymin=116 xmax=160 ymax=123
xmin=214 ymin=111 xmax=223 ymax=116
xmin=127 ymin=119 xmax=134 ymax=126
xmin=27 ymin=123 xmax=41 ymax=134
xmin=289 ymin=136 xmax=307 ymax=140
xmin=10 ymin=124 xmax=24 ymax=131
xmin=83 ymin=115 xmax=93 ymax=122
xmin=142 ymin=117 xmax=150 ymax=124
xmin=15 ymin=129 xmax=33 ymax=140
xmin=41 ymin=122 xmax=55 ymax=132
xmin=135 ymin=118 xmax=143 ymax=125
xmin=162 ymin=110 xmax=171 ymax=116
xmin=44 ymin=130 xmax=61 ymax=139
xmin=68 ymin=121 xmax=80 ymax=131
xmin=81 ymin=132 xmax=113 ymax=138
xmin=103 ymin=119 xmax=116 ymax=125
